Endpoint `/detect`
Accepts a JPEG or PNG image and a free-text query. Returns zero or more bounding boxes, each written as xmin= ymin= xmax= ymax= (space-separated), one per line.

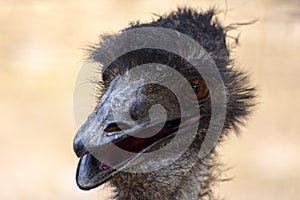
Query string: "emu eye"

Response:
xmin=183 ymin=78 xmax=208 ymax=100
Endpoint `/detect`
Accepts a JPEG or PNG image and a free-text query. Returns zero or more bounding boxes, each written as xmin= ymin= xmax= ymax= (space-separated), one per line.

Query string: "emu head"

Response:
xmin=73 ymin=8 xmax=255 ymax=193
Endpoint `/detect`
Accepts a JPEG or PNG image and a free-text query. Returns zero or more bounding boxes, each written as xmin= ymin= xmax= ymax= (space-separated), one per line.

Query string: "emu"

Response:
xmin=73 ymin=8 xmax=255 ymax=200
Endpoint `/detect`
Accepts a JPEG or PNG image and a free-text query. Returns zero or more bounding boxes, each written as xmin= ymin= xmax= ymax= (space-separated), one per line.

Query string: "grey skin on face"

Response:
xmin=73 ymin=8 xmax=255 ymax=200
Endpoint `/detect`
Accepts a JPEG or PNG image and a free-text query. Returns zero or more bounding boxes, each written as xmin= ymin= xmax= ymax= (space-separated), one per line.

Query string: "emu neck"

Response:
xmin=110 ymin=151 xmax=215 ymax=200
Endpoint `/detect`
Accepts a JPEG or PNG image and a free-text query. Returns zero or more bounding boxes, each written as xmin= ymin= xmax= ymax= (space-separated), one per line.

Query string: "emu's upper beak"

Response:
xmin=73 ymin=77 xmax=203 ymax=190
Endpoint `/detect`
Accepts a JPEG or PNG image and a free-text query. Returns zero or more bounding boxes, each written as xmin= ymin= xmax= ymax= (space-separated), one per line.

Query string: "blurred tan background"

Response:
xmin=0 ymin=0 xmax=299 ymax=199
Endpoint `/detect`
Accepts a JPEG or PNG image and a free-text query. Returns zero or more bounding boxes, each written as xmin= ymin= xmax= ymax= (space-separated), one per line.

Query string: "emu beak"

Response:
xmin=73 ymin=76 xmax=144 ymax=190
xmin=73 ymin=76 xmax=203 ymax=190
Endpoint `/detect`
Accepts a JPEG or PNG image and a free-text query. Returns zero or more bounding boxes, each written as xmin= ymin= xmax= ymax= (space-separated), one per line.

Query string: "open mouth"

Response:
xmin=75 ymin=114 xmax=205 ymax=190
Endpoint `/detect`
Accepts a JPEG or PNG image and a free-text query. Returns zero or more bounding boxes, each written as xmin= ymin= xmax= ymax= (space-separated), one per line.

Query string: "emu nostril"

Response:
xmin=104 ymin=122 xmax=132 ymax=135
